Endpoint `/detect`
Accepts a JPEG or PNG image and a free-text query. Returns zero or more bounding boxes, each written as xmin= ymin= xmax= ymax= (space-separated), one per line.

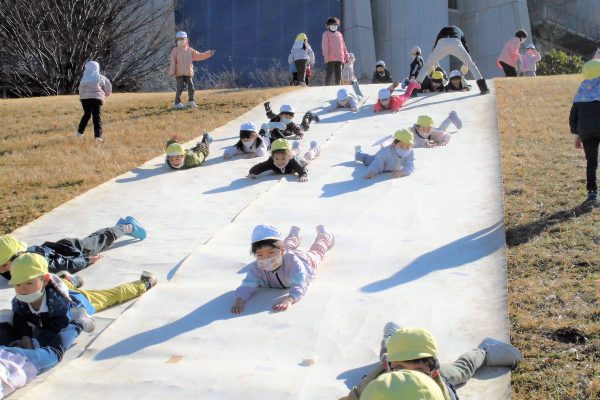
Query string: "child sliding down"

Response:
xmin=231 ymin=224 xmax=334 ymax=313
xmin=374 ymin=81 xmax=421 ymax=113
xmin=165 ymin=133 xmax=213 ymax=170
xmin=411 ymin=112 xmax=462 ymax=148
xmin=223 ymin=122 xmax=268 ymax=159
xmin=356 ymin=129 xmax=415 ymax=179
xmin=263 ymin=102 xmax=319 ymax=139
xmin=247 ymin=138 xmax=320 ymax=182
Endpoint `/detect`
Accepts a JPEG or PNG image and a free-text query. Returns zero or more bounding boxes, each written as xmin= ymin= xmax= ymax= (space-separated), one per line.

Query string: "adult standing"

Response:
xmin=322 ymin=16 xmax=349 ymax=86
xmin=415 ymin=25 xmax=490 ymax=95
xmin=497 ymin=29 xmax=528 ymax=77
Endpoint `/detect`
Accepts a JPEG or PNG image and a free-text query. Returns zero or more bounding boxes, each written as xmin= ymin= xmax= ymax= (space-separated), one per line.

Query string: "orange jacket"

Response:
xmin=169 ymin=46 xmax=212 ymax=77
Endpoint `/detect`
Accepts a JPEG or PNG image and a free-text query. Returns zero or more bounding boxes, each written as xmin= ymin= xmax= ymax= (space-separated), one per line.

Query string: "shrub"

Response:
xmin=537 ymin=49 xmax=585 ymax=76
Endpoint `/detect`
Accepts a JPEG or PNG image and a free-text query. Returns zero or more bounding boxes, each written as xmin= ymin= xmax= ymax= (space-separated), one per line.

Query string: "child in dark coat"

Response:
xmin=263 ymin=103 xmax=318 ymax=140
xmin=247 ymin=139 xmax=320 ymax=182
xmin=372 ymin=60 xmax=393 ymax=83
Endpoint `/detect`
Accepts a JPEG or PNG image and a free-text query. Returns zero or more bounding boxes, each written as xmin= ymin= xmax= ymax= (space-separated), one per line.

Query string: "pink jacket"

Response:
xmin=519 ymin=50 xmax=541 ymax=72
xmin=169 ymin=46 xmax=212 ymax=77
xmin=497 ymin=37 xmax=521 ymax=67
xmin=78 ymin=76 xmax=112 ymax=103
xmin=321 ymin=31 xmax=349 ymax=63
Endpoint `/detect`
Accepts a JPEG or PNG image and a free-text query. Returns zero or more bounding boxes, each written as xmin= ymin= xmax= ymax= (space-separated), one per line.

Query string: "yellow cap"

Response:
xmin=166 ymin=143 xmax=185 ymax=156
xmin=431 ymin=71 xmax=444 ymax=81
xmin=393 ymin=129 xmax=414 ymax=145
xmin=9 ymin=253 xmax=48 ymax=285
xmin=416 ymin=115 xmax=434 ymax=128
xmin=0 ymin=235 xmax=27 ymax=265
xmin=296 ymin=33 xmax=308 ymax=41
xmin=361 ymin=370 xmax=444 ymax=400
xmin=271 ymin=139 xmax=291 ymax=151
xmin=582 ymin=59 xmax=600 ymax=80
xmin=388 ymin=327 xmax=438 ymax=362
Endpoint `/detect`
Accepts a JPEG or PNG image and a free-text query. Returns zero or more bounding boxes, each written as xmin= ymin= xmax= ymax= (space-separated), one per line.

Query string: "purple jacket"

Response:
xmin=234 ymin=250 xmax=317 ymax=302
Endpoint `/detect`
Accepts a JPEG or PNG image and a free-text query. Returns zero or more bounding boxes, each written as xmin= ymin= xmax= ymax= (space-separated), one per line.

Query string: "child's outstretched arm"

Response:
xmin=248 ymin=159 xmax=272 ymax=178
xmin=231 ymin=272 xmax=260 ymax=314
xmin=364 ymin=154 xmax=385 ymax=179
xmin=288 ymin=159 xmax=308 ymax=182
xmin=191 ymin=49 xmax=215 ymax=62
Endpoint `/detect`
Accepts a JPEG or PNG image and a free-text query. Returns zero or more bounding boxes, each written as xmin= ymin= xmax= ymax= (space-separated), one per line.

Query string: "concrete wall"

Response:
xmin=459 ymin=0 xmax=531 ymax=78
xmin=342 ymin=0 xmax=376 ymax=80
xmin=371 ymin=0 xmax=448 ymax=83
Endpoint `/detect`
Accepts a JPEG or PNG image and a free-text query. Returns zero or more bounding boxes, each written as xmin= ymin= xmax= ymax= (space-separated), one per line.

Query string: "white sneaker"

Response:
xmin=383 ymin=321 xmax=401 ymax=339
xmin=72 ymin=307 xmax=96 ymax=333
xmin=75 ymin=131 xmax=83 ymax=138
xmin=316 ymin=225 xmax=335 ymax=249
xmin=310 ymin=141 xmax=320 ymax=157
xmin=188 ymin=101 xmax=197 ymax=108
xmin=478 ymin=338 xmax=521 ymax=369
xmin=174 ymin=103 xmax=186 ymax=110
xmin=292 ymin=141 xmax=301 ymax=152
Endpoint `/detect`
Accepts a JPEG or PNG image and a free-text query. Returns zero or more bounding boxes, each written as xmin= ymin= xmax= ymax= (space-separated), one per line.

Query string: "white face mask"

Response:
xmin=16 ymin=288 xmax=45 ymax=304
xmin=257 ymin=255 xmax=283 ymax=272
xmin=177 ymin=40 xmax=186 ymax=47
xmin=280 ymin=117 xmax=292 ymax=125
xmin=329 ymin=25 xmax=338 ymax=32
xmin=395 ymin=148 xmax=411 ymax=158
xmin=242 ymin=140 xmax=254 ymax=150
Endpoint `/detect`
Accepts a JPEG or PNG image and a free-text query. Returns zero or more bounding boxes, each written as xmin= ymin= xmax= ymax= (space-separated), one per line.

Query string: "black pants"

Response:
xmin=294 ymin=59 xmax=308 ymax=85
xmin=499 ymin=61 xmax=517 ymax=77
xmin=581 ymin=136 xmax=600 ymax=191
xmin=325 ymin=61 xmax=343 ymax=85
xmin=69 ymin=226 xmax=128 ymax=256
xmin=78 ymin=99 xmax=103 ymax=138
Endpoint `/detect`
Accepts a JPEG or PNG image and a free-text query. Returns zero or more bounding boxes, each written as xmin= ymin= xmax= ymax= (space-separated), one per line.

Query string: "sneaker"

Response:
xmin=174 ymin=103 xmax=186 ymax=110
xmin=383 ymin=321 xmax=402 ymax=338
xmin=401 ymin=78 xmax=409 ymax=89
xmin=188 ymin=101 xmax=197 ymax=108
xmin=449 ymin=111 xmax=463 ymax=129
xmin=311 ymin=112 xmax=320 ymax=123
xmin=355 ymin=145 xmax=362 ymax=155
xmin=316 ymin=225 xmax=335 ymax=249
xmin=380 ymin=321 xmax=402 ymax=363
xmin=310 ymin=141 xmax=320 ymax=157
xmin=352 ymin=79 xmax=364 ymax=97
xmin=288 ymin=226 xmax=301 ymax=239
xmin=141 ymin=271 xmax=158 ymax=290
xmin=263 ymin=101 xmax=272 ymax=113
xmin=301 ymin=112 xmax=312 ymax=131
xmin=124 ymin=216 xmax=147 ymax=240
xmin=201 ymin=132 xmax=213 ymax=145
xmin=57 ymin=271 xmax=84 ymax=289
xmin=94 ymin=137 xmax=104 ymax=142
xmin=72 ymin=307 xmax=96 ymax=333
xmin=584 ymin=190 xmax=600 ymax=207
xmin=478 ymin=337 xmax=521 ymax=370
xmin=292 ymin=141 xmax=301 ymax=152
xmin=75 ymin=131 xmax=83 ymax=138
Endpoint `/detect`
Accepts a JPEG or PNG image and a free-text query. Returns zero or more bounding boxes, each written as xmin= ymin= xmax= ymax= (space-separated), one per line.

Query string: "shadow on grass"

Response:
xmin=505 ymin=203 xmax=594 ymax=247
xmin=94 ymin=288 xmax=288 ymax=360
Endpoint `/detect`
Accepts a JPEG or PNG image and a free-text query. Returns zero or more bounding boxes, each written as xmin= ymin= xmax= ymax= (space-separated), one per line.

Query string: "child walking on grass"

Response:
xmin=355 ymin=129 xmax=415 ymax=179
xmin=247 ymin=139 xmax=320 ymax=182
xmin=230 ymin=224 xmax=334 ymax=313
xmin=169 ymin=31 xmax=215 ymax=110
xmin=76 ymin=61 xmax=112 ymax=142
xmin=570 ymin=59 xmax=600 ymax=207
xmin=165 ymin=133 xmax=212 ymax=170
xmin=223 ymin=122 xmax=268 ymax=159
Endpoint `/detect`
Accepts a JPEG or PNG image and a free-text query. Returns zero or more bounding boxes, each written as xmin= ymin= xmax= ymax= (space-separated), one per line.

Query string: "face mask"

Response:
xmin=257 ymin=255 xmax=283 ymax=272
xmin=395 ymin=148 xmax=411 ymax=158
xmin=329 ymin=25 xmax=338 ymax=32
xmin=177 ymin=40 xmax=186 ymax=47
xmin=242 ymin=140 xmax=254 ymax=150
xmin=280 ymin=117 xmax=292 ymax=125
xmin=16 ymin=288 xmax=44 ymax=304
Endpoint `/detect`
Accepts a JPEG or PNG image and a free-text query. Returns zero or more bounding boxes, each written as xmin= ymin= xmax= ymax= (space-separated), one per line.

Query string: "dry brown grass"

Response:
xmin=0 ymin=88 xmax=295 ymax=233
xmin=496 ymin=75 xmax=600 ymax=400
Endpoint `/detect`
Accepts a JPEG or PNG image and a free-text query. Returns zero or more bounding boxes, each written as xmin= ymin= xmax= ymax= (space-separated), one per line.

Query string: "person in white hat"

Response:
xmin=408 ymin=46 xmax=424 ymax=81
xmin=168 ymin=31 xmax=215 ymax=109
xmin=444 ymin=70 xmax=470 ymax=92
xmin=223 ymin=122 xmax=269 ymax=159
xmin=519 ymin=44 xmax=541 ymax=77
xmin=262 ymin=102 xmax=319 ymax=139
xmin=230 ymin=224 xmax=334 ymax=313
xmin=372 ymin=60 xmax=393 ymax=84
xmin=373 ymin=80 xmax=421 ymax=113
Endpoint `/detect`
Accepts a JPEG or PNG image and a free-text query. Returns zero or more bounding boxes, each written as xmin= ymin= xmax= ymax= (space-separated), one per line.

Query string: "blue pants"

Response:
xmin=0 ymin=346 xmax=59 ymax=374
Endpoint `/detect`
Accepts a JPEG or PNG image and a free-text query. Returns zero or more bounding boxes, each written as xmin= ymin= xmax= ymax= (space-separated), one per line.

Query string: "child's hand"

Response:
xmin=88 ymin=255 xmax=102 ymax=265
xmin=272 ymin=296 xmax=294 ymax=312
xmin=231 ymin=297 xmax=245 ymax=314
xmin=439 ymin=140 xmax=448 ymax=146
xmin=298 ymin=175 xmax=308 ymax=182
xmin=391 ymin=171 xmax=407 ymax=179
xmin=247 ymin=173 xmax=257 ymax=179
xmin=574 ymin=137 xmax=583 ymax=150
xmin=364 ymin=172 xmax=376 ymax=179
xmin=424 ymin=141 xmax=434 ymax=148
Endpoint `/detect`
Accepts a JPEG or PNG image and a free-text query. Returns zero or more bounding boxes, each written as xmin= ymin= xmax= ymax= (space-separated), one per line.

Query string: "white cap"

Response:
xmin=376 ymin=60 xmax=385 ymax=67
xmin=378 ymin=88 xmax=391 ymax=100
xmin=449 ymin=70 xmax=462 ymax=79
xmin=240 ymin=122 xmax=256 ymax=132
xmin=337 ymin=88 xmax=349 ymax=101
xmin=279 ymin=104 xmax=295 ymax=114
xmin=176 ymin=31 xmax=187 ymax=39
xmin=526 ymin=43 xmax=536 ymax=49
xmin=251 ymin=224 xmax=282 ymax=243
xmin=410 ymin=46 xmax=421 ymax=55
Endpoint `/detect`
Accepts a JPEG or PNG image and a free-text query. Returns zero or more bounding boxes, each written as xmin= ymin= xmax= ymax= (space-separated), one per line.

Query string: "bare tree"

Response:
xmin=0 ymin=0 xmax=174 ymax=96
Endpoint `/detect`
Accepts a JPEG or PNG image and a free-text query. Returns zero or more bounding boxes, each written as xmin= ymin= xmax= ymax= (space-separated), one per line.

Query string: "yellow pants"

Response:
xmin=63 ymin=280 xmax=147 ymax=313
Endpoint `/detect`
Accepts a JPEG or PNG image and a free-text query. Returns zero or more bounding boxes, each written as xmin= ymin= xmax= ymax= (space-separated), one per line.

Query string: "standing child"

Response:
xmin=341 ymin=53 xmax=356 ymax=85
xmin=165 ymin=133 xmax=212 ymax=170
xmin=0 ymin=217 xmax=146 ymax=279
xmin=322 ymin=16 xmax=349 ymax=86
xmin=263 ymin=102 xmax=318 ymax=139
xmin=355 ymin=129 xmax=415 ymax=179
xmin=230 ymin=224 xmax=334 ymax=313
xmin=408 ymin=46 xmax=424 ymax=81
xmin=247 ymin=139 xmax=320 ymax=182
xmin=373 ymin=81 xmax=421 ymax=113
xmin=520 ymin=44 xmax=542 ymax=77
xmin=76 ymin=61 xmax=112 ymax=142
xmin=372 ymin=60 xmax=393 ymax=83
xmin=410 ymin=113 xmax=462 ymax=148
xmin=168 ymin=31 xmax=215 ymax=109
xmin=223 ymin=122 xmax=268 ymax=159
xmin=570 ymin=59 xmax=600 ymax=206
xmin=288 ymin=33 xmax=315 ymax=87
